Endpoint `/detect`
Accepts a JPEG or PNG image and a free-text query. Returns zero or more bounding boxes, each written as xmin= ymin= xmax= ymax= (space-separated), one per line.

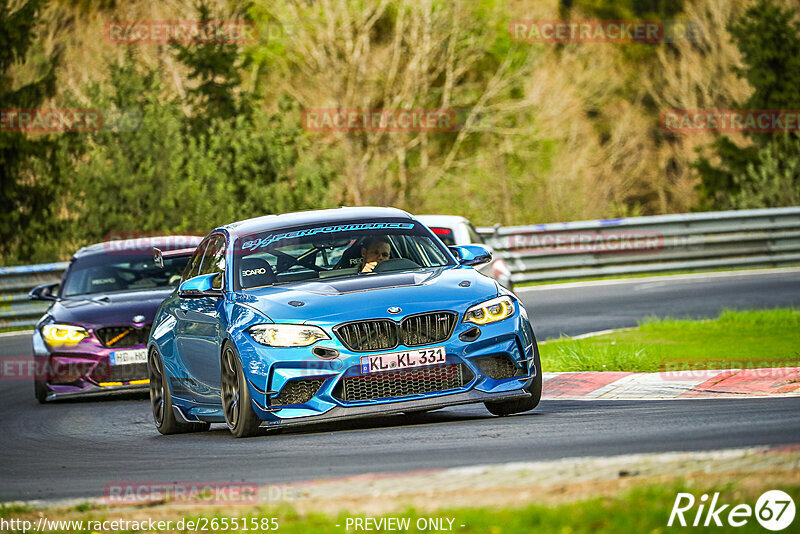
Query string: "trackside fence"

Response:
xmin=477 ymin=207 xmax=800 ymax=285
xmin=0 ymin=262 xmax=68 ymax=329
xmin=2 ymin=207 xmax=799 ymax=328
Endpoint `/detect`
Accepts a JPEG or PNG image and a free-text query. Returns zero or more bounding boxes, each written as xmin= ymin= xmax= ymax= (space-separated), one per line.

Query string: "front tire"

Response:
xmin=484 ymin=370 xmax=542 ymax=416
xmin=484 ymin=344 xmax=542 ymax=416
xmin=221 ymin=344 xmax=262 ymax=438
xmin=149 ymin=348 xmax=209 ymax=435
xmin=34 ymin=380 xmax=48 ymax=404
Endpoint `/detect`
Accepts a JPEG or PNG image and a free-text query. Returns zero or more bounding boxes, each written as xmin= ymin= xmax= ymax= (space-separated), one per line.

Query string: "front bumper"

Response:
xmin=259 ymin=380 xmax=532 ymax=428
xmin=33 ymin=329 xmax=150 ymax=400
xmin=42 ymin=383 xmax=149 ymax=402
xmin=212 ymin=307 xmax=538 ymax=426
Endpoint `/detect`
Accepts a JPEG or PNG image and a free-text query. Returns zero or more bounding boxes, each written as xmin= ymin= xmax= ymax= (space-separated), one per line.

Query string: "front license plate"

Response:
xmin=109 ymin=349 xmax=147 ymax=365
xmin=360 ymin=346 xmax=446 ymax=373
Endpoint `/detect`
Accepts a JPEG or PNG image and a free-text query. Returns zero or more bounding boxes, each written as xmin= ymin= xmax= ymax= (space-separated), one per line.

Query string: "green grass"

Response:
xmin=540 ymin=308 xmax=800 ymax=373
xmin=0 ymin=503 xmax=33 ymax=518
xmin=292 ymin=484 xmax=800 ymax=534
xmin=0 ymin=326 xmax=33 ymax=334
xmin=6 ymin=482 xmax=798 ymax=533
xmin=517 ymin=265 xmax=800 ymax=288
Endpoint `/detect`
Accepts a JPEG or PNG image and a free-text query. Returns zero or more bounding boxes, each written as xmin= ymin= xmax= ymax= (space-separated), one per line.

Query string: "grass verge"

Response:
xmin=516 ymin=265 xmax=800 ymax=288
xmin=0 ymin=326 xmax=33 ymax=334
xmin=539 ymin=308 xmax=800 ymax=373
xmin=2 ymin=478 xmax=797 ymax=533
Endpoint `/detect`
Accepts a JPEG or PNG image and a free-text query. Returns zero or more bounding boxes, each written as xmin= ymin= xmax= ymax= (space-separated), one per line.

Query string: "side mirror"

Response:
xmin=449 ymin=245 xmax=492 ymax=267
xmin=153 ymin=247 xmax=165 ymax=268
xmin=178 ymin=273 xmax=223 ymax=299
xmin=29 ymin=283 xmax=59 ymax=301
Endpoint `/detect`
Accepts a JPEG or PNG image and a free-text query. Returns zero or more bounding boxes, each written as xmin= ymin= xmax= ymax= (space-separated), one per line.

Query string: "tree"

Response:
xmin=59 ymin=53 xmax=335 ymax=244
xmin=0 ymin=0 xmax=62 ymax=264
xmin=251 ymin=0 xmax=541 ymax=213
xmin=695 ymin=0 xmax=800 ymax=209
xmin=172 ymin=1 xmax=255 ymax=132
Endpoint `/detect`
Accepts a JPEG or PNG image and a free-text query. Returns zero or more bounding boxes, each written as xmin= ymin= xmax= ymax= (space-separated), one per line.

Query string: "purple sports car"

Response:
xmin=29 ymin=236 xmax=200 ymax=402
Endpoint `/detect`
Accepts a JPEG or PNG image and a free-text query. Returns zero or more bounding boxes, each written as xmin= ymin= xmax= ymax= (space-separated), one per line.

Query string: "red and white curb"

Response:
xmin=542 ymin=368 xmax=800 ymax=399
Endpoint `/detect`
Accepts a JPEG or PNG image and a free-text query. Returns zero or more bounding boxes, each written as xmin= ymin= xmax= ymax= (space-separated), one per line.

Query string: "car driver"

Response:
xmin=360 ymin=237 xmax=391 ymax=273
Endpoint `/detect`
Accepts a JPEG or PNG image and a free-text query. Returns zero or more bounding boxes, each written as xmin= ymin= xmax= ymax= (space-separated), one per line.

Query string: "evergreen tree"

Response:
xmin=695 ymin=0 xmax=800 ymax=209
xmin=0 ymin=0 xmax=62 ymax=263
xmin=172 ymin=0 xmax=254 ymax=131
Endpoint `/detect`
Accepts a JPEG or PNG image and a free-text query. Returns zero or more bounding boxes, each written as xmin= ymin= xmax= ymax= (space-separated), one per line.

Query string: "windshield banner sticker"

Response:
xmin=241 ymin=222 xmax=415 ymax=251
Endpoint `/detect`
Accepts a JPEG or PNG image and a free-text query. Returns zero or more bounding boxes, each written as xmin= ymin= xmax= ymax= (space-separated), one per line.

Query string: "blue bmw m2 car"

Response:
xmin=148 ymin=207 xmax=541 ymax=437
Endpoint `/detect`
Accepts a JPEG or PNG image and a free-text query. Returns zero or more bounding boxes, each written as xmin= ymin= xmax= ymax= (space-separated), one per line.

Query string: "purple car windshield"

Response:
xmin=61 ymin=253 xmax=191 ymax=297
xmin=234 ymin=220 xmax=453 ymax=290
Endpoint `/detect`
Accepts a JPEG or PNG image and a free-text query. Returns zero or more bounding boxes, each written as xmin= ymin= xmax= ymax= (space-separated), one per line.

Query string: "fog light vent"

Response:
xmin=272 ymin=379 xmax=324 ymax=406
xmin=474 ymin=355 xmax=523 ymax=379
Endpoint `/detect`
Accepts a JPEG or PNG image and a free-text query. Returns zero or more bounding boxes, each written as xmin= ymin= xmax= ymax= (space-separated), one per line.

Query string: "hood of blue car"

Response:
xmin=233 ymin=267 xmax=499 ymax=324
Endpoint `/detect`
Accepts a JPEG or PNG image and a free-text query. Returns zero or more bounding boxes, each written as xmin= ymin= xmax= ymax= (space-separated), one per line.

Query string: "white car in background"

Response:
xmin=417 ymin=215 xmax=514 ymax=292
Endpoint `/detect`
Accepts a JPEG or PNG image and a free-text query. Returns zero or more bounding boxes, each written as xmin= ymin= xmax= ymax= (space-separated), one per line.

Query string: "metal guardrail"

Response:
xmin=0 ymin=262 xmax=68 ymax=329
xmin=2 ymin=207 xmax=799 ymax=328
xmin=477 ymin=207 xmax=800 ymax=284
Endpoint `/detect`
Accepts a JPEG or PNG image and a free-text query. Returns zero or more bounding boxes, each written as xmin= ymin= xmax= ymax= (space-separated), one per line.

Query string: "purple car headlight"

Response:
xmin=41 ymin=324 xmax=90 ymax=349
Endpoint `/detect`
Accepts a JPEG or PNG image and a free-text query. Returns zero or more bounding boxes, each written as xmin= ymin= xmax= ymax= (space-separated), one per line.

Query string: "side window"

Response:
xmin=199 ymin=235 xmax=226 ymax=289
xmin=182 ymin=241 xmax=208 ymax=282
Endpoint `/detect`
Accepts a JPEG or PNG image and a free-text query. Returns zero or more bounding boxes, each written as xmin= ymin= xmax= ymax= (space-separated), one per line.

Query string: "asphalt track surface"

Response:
xmin=1 ymin=269 xmax=799 ymax=502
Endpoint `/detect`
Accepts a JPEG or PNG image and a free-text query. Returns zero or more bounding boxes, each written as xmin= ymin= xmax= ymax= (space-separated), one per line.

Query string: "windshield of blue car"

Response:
xmin=61 ymin=254 xmax=190 ymax=297
xmin=235 ymin=220 xmax=454 ymax=290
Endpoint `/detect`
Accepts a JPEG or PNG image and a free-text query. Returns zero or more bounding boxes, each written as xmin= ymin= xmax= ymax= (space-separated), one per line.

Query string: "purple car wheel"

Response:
xmin=34 ymin=380 xmax=48 ymax=404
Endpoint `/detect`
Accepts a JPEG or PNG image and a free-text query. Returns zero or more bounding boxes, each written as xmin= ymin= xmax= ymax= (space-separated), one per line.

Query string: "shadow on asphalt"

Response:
xmin=144 ymin=407 xmax=546 ymax=440
xmin=46 ymin=391 xmax=149 ymax=404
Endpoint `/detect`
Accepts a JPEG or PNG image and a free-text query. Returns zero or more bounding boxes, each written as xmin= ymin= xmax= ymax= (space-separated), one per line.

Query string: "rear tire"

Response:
xmin=149 ymin=348 xmax=210 ymax=435
xmin=221 ymin=344 xmax=262 ymax=438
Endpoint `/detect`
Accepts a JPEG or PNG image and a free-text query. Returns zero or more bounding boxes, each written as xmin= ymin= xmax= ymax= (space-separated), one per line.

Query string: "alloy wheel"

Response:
xmin=221 ymin=346 xmax=240 ymax=428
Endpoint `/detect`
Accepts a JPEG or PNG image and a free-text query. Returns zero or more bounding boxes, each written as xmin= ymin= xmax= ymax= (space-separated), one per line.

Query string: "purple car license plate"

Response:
xmin=360 ymin=346 xmax=446 ymax=373
xmin=109 ymin=349 xmax=147 ymax=365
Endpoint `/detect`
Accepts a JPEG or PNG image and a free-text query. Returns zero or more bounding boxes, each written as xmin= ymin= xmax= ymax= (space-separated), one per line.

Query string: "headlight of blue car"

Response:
xmin=463 ymin=296 xmax=515 ymax=325
xmin=248 ymin=324 xmax=330 ymax=347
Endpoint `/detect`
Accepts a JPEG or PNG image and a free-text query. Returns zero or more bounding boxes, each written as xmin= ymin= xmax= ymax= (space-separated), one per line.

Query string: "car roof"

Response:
xmin=73 ymin=235 xmax=203 ymax=259
xmin=222 ymin=207 xmax=414 ymax=237
xmin=415 ymin=214 xmax=471 ymax=227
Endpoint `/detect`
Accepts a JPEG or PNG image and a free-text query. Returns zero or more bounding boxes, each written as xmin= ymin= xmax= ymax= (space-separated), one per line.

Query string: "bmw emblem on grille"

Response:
xmin=132 ymin=314 xmax=145 ymax=324
xmin=387 ymin=306 xmax=402 ymax=314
